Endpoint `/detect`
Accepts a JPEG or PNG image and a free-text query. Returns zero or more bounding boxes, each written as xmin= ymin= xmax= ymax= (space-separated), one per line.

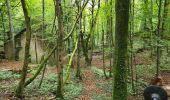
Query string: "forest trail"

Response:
xmin=77 ymin=68 xmax=103 ymax=100
xmin=0 ymin=60 xmax=22 ymax=71
xmin=160 ymin=72 xmax=170 ymax=96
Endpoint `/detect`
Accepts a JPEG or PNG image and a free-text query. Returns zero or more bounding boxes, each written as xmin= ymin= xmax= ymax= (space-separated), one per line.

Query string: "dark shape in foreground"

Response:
xmin=143 ymin=85 xmax=168 ymax=100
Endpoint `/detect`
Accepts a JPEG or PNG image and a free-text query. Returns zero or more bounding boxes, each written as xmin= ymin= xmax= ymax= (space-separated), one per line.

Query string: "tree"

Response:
xmin=6 ymin=0 xmax=15 ymax=60
xmin=75 ymin=0 xmax=82 ymax=80
xmin=55 ymin=0 xmax=64 ymax=99
xmin=129 ymin=0 xmax=135 ymax=93
xmin=15 ymin=0 xmax=32 ymax=98
xmin=162 ymin=0 xmax=169 ymax=35
xmin=113 ymin=0 xmax=130 ymax=99
xmin=156 ymin=0 xmax=162 ymax=77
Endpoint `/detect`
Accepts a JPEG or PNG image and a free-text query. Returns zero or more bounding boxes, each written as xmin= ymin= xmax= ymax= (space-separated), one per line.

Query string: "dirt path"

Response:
xmin=77 ymin=68 xmax=103 ymax=100
xmin=0 ymin=60 xmax=22 ymax=71
xmin=160 ymin=72 xmax=170 ymax=96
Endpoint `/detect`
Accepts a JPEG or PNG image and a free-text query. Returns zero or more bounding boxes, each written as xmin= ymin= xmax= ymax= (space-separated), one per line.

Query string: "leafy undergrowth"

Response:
xmin=1 ymin=49 xmax=170 ymax=99
xmin=92 ymin=94 xmax=112 ymax=100
xmin=0 ymin=71 xmax=20 ymax=80
xmin=24 ymin=73 xmax=83 ymax=99
xmin=160 ymin=52 xmax=170 ymax=73
xmin=0 ymin=68 xmax=83 ymax=100
xmin=91 ymin=66 xmax=112 ymax=99
xmin=91 ymin=66 xmax=148 ymax=99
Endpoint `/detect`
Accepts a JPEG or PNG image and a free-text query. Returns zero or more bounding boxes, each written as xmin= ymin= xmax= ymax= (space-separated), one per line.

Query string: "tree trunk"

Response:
xmin=113 ymin=0 xmax=130 ymax=99
xmin=156 ymin=0 xmax=162 ymax=77
xmin=149 ymin=0 xmax=153 ymax=58
xmin=108 ymin=0 xmax=113 ymax=77
xmin=76 ymin=36 xmax=82 ymax=80
xmin=162 ymin=0 xmax=169 ymax=38
xmin=89 ymin=0 xmax=95 ymax=66
xmin=1 ymin=12 xmax=6 ymax=49
xmin=35 ymin=35 xmax=38 ymax=63
xmin=89 ymin=0 xmax=100 ymax=66
xmin=15 ymin=0 xmax=32 ymax=98
xmin=55 ymin=0 xmax=64 ymax=99
xmin=102 ymin=29 xmax=108 ymax=79
xmin=6 ymin=0 xmax=15 ymax=60
xmin=76 ymin=0 xmax=82 ymax=80
xmin=129 ymin=0 xmax=135 ymax=94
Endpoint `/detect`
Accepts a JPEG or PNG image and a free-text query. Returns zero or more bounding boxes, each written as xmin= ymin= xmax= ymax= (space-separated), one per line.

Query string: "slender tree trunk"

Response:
xmin=106 ymin=0 xmax=109 ymax=45
xmin=76 ymin=0 xmax=82 ymax=80
xmin=15 ymin=0 xmax=32 ymax=98
xmin=102 ymin=29 xmax=108 ymax=79
xmin=80 ymin=32 xmax=90 ymax=66
xmin=162 ymin=0 xmax=169 ymax=38
xmin=76 ymin=36 xmax=82 ymax=80
xmin=42 ymin=0 xmax=45 ymax=34
xmin=109 ymin=0 xmax=113 ymax=77
xmin=113 ymin=0 xmax=130 ymax=99
xmin=81 ymin=14 xmax=90 ymax=66
xmin=38 ymin=63 xmax=46 ymax=88
xmin=134 ymin=53 xmax=138 ymax=94
xmin=156 ymin=0 xmax=162 ymax=77
xmin=149 ymin=0 xmax=154 ymax=58
xmin=1 ymin=13 xmax=6 ymax=49
xmin=88 ymin=0 xmax=100 ymax=66
xmin=55 ymin=0 xmax=64 ymax=98
xmin=38 ymin=0 xmax=46 ymax=88
xmin=6 ymin=0 xmax=15 ymax=60
xmin=35 ymin=35 xmax=38 ymax=63
xmin=89 ymin=0 xmax=95 ymax=66
xmin=129 ymin=0 xmax=135 ymax=94
xmin=140 ymin=0 xmax=147 ymax=31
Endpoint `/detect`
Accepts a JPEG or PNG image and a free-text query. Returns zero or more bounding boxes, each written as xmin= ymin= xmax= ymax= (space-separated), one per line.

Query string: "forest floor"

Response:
xmin=0 ymin=50 xmax=170 ymax=100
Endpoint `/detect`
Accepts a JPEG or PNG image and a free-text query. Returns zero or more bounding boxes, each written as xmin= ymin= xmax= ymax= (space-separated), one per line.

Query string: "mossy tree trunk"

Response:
xmin=113 ymin=0 xmax=130 ymax=99
xmin=89 ymin=0 xmax=95 ymax=66
xmin=80 ymin=32 xmax=90 ymax=66
xmin=102 ymin=29 xmax=108 ymax=79
xmin=75 ymin=0 xmax=82 ymax=80
xmin=129 ymin=0 xmax=135 ymax=94
xmin=55 ymin=0 xmax=64 ymax=99
xmin=15 ymin=0 xmax=32 ymax=98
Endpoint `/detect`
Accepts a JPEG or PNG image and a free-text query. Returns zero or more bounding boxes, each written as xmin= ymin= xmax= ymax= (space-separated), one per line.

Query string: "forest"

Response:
xmin=0 ymin=0 xmax=170 ymax=99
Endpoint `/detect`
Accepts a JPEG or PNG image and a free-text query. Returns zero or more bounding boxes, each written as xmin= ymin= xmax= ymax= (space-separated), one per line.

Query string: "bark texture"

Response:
xmin=15 ymin=0 xmax=32 ymax=98
xmin=113 ymin=0 xmax=130 ymax=99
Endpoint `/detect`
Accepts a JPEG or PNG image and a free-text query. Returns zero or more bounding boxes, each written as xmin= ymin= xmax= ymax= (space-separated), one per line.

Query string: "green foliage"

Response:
xmin=0 ymin=71 xmax=20 ymax=80
xmin=127 ymin=78 xmax=147 ymax=96
xmin=136 ymin=65 xmax=155 ymax=79
xmin=24 ymin=73 xmax=57 ymax=96
xmin=96 ymin=78 xmax=112 ymax=93
xmin=160 ymin=50 xmax=170 ymax=72
xmin=64 ymin=83 xmax=83 ymax=100
xmin=91 ymin=66 xmax=112 ymax=99
xmin=91 ymin=66 xmax=109 ymax=78
xmin=92 ymin=94 xmax=112 ymax=100
xmin=28 ymin=66 xmax=39 ymax=75
xmin=23 ymin=72 xmax=83 ymax=99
